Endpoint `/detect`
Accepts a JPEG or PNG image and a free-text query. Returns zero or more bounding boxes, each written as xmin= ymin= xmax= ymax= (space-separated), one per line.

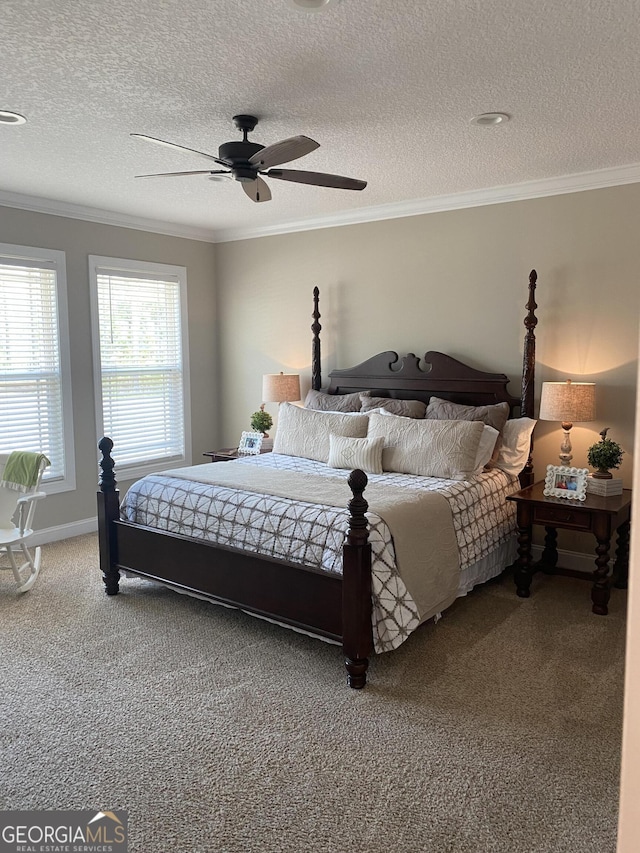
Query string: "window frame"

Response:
xmin=0 ymin=242 xmax=76 ymax=495
xmin=88 ymin=255 xmax=191 ymax=481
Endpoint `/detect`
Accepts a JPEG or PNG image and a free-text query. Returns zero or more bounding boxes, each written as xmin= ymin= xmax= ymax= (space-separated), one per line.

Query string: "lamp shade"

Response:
xmin=539 ymin=380 xmax=596 ymax=423
xmin=262 ymin=372 xmax=301 ymax=404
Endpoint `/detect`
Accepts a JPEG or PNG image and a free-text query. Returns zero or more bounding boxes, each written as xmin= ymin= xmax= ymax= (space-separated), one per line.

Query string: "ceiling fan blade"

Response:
xmin=265 ymin=169 xmax=367 ymax=191
xmin=242 ymin=177 xmax=272 ymax=203
xmin=249 ymin=136 xmax=319 ymax=169
xmin=131 ymin=133 xmax=226 ymax=166
xmin=135 ymin=170 xmax=230 ymax=178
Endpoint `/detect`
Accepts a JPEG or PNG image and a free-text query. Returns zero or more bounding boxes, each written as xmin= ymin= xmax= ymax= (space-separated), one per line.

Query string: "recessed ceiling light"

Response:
xmin=0 ymin=110 xmax=27 ymax=126
xmin=470 ymin=112 xmax=510 ymax=127
xmin=289 ymin=0 xmax=335 ymax=11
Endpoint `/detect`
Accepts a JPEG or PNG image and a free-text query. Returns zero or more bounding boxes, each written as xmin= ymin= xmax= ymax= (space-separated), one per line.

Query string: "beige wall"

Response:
xmin=0 ymin=205 xmax=218 ymax=532
xmin=2 ymin=182 xmax=638 ymax=547
xmin=216 ymin=183 xmax=640 ymax=556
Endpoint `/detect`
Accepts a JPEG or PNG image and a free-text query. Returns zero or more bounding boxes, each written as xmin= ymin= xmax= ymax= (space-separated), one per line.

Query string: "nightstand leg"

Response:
xmin=591 ymin=535 xmax=612 ymax=616
xmin=613 ymin=520 xmax=630 ymax=589
xmin=540 ymin=525 xmax=559 ymax=574
xmin=514 ymin=522 xmax=534 ymax=598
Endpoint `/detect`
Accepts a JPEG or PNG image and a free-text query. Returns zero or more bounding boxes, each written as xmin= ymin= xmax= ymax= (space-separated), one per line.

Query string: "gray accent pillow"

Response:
xmin=304 ymin=389 xmax=368 ymax=413
xmin=425 ymin=397 xmax=510 ymax=465
xmin=360 ymin=394 xmax=426 ymax=418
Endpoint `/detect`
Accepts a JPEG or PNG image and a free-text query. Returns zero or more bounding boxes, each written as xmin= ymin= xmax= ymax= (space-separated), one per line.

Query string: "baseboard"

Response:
xmin=31 ymin=517 xmax=98 ymax=547
xmin=531 ymin=543 xmax=602 ymax=573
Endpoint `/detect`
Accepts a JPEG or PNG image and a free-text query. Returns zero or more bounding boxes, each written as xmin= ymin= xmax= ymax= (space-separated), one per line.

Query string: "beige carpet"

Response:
xmin=0 ymin=534 xmax=626 ymax=853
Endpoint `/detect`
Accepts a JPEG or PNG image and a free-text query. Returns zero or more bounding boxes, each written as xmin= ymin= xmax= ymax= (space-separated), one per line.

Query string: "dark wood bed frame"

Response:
xmin=97 ymin=270 xmax=539 ymax=688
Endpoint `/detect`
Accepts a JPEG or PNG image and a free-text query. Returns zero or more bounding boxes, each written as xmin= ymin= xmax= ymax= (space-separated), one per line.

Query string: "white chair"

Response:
xmin=0 ymin=452 xmax=49 ymax=592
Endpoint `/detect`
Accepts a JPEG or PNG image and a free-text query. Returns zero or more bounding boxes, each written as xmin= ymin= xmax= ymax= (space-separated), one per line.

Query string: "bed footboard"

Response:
xmin=97 ymin=439 xmax=375 ymax=688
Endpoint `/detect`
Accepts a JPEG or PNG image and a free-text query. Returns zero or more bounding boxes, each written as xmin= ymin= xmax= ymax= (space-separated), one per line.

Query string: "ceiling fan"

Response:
xmin=131 ymin=114 xmax=367 ymax=203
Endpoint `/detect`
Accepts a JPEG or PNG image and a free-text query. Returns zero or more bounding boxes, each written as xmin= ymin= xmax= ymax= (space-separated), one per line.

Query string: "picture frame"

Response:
xmin=543 ymin=464 xmax=589 ymax=501
xmin=237 ymin=430 xmax=263 ymax=455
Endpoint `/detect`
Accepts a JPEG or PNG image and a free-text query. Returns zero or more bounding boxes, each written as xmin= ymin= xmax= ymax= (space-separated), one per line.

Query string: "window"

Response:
xmin=0 ymin=243 xmax=75 ymax=494
xmin=89 ymin=256 xmax=191 ymax=478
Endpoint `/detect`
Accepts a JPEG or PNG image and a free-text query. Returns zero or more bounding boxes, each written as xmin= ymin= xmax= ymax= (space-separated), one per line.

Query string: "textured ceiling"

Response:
xmin=2 ymin=0 xmax=640 ymax=242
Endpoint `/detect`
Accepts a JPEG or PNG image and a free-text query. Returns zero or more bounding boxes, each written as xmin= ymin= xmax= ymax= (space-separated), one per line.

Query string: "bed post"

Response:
xmin=519 ymin=269 xmax=538 ymax=487
xmin=311 ymin=286 xmax=322 ymax=391
xmin=342 ymin=469 xmax=373 ymax=688
xmin=97 ymin=436 xmax=120 ymax=595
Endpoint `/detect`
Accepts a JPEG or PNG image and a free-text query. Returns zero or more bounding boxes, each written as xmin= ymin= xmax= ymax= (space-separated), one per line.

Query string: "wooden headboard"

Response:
xmin=326 ymin=350 xmax=521 ymax=413
xmin=310 ymin=270 xmax=538 ymax=484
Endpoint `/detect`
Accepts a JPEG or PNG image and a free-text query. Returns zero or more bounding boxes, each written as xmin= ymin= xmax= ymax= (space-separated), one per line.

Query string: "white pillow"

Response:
xmin=328 ymin=434 xmax=384 ymax=475
xmin=475 ymin=426 xmax=500 ymax=472
xmin=367 ymin=412 xmax=484 ymax=480
xmin=273 ymin=402 xmax=369 ymax=462
xmin=494 ymin=417 xmax=537 ymax=476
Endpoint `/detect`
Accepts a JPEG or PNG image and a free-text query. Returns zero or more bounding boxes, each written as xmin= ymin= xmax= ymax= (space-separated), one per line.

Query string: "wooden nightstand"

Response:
xmin=507 ymin=481 xmax=632 ymax=615
xmin=203 ymin=447 xmax=271 ymax=463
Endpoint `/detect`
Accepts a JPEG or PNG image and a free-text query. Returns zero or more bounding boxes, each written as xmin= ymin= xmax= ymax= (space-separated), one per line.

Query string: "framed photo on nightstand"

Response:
xmin=543 ymin=465 xmax=588 ymax=500
xmin=238 ymin=431 xmax=264 ymax=455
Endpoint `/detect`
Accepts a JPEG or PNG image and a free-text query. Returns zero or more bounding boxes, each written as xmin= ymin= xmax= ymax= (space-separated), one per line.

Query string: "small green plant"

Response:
xmin=587 ymin=428 xmax=624 ymax=474
xmin=250 ymin=407 xmax=273 ymax=435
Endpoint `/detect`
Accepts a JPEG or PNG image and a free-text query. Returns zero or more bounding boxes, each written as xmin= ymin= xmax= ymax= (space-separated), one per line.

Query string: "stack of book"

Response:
xmin=586 ymin=475 xmax=623 ymax=497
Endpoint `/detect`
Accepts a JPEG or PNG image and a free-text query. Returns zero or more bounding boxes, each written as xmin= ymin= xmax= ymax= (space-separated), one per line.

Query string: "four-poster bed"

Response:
xmin=97 ymin=270 xmax=539 ymax=688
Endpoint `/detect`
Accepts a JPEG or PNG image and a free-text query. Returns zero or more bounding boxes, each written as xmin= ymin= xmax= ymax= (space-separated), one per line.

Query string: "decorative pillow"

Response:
xmin=304 ymin=389 xmax=368 ymax=413
xmin=327 ymin=434 xmax=384 ymax=475
xmin=494 ymin=417 xmax=537 ymax=477
xmin=273 ymin=402 xmax=369 ymax=462
xmin=367 ymin=412 xmax=484 ymax=480
xmin=425 ymin=397 xmax=510 ymax=464
xmin=359 ymin=394 xmax=426 ymax=419
xmin=474 ymin=425 xmax=500 ymax=472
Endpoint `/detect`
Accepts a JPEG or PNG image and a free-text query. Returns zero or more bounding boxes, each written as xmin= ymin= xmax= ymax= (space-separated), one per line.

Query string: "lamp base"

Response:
xmin=558 ymin=423 xmax=573 ymax=467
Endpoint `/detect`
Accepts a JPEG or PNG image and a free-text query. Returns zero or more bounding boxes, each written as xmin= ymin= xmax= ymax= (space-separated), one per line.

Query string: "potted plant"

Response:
xmin=250 ymin=405 xmax=273 ymax=437
xmin=587 ymin=428 xmax=624 ymax=479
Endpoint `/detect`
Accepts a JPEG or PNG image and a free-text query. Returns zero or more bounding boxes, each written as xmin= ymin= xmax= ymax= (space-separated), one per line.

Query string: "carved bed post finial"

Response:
xmin=97 ymin=436 xmax=121 ymax=595
xmin=520 ymin=269 xmax=538 ymax=486
xmin=342 ymin=469 xmax=372 ymax=689
xmin=347 ymin=469 xmax=369 ymax=545
xmin=311 ymin=286 xmax=322 ymax=391
xmin=98 ymin=435 xmax=116 ymax=493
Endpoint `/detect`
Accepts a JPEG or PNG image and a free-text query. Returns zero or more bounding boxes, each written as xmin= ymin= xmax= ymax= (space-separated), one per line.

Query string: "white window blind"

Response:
xmin=91 ymin=259 xmax=189 ymax=473
xmin=0 ymin=248 xmax=72 ymax=485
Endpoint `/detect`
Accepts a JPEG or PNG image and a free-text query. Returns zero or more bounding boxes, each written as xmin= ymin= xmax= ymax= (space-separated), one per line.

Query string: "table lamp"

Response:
xmin=539 ymin=379 xmax=596 ymax=465
xmin=262 ymin=372 xmax=301 ymax=406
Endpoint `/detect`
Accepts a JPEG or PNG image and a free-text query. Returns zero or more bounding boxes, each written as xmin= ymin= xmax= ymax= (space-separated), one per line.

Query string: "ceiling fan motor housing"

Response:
xmin=218 ymin=140 xmax=265 ymax=182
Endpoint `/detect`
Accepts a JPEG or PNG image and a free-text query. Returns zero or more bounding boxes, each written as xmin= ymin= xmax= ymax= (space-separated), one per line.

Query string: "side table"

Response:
xmin=507 ymin=481 xmax=632 ymax=615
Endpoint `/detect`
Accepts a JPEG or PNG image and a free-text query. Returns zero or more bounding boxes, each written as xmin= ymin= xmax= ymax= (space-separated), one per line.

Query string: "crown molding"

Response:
xmin=0 ymin=190 xmax=216 ymax=243
xmin=214 ymin=161 xmax=640 ymax=242
xmin=2 ymin=161 xmax=640 ymax=245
